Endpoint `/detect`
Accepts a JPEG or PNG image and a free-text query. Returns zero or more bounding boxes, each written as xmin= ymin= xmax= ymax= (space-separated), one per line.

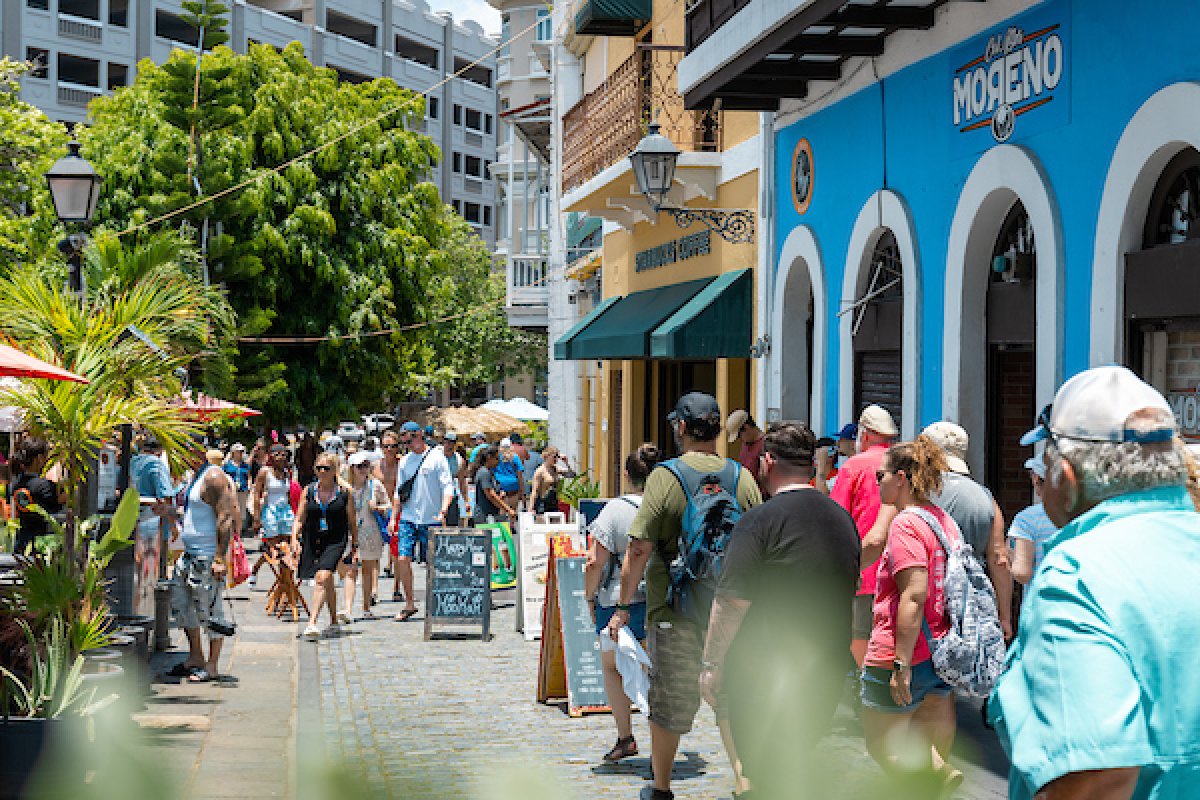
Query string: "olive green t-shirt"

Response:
xmin=628 ymin=452 xmax=763 ymax=624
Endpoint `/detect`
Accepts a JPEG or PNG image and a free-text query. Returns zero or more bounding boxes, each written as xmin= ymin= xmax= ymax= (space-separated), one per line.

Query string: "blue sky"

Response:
xmin=430 ymin=0 xmax=502 ymax=35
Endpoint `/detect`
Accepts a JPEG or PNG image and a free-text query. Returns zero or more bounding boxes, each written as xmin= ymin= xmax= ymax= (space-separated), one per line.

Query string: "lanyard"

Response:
xmin=316 ymin=487 xmax=336 ymax=527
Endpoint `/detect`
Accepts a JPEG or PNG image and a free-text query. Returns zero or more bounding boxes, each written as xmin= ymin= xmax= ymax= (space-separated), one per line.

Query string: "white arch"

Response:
xmin=838 ymin=190 xmax=921 ymax=438
xmin=943 ymin=144 xmax=1063 ymax=472
xmin=770 ymin=225 xmax=826 ymax=429
xmin=1092 ymin=82 xmax=1200 ymax=364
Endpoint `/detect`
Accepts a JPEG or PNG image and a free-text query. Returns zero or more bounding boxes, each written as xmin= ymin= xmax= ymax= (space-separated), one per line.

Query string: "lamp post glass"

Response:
xmin=630 ymin=123 xmax=680 ymax=210
xmin=45 ymin=141 xmax=101 ymax=224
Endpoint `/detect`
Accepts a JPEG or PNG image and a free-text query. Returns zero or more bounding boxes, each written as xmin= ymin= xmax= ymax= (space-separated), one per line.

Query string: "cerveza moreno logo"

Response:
xmin=952 ymin=23 xmax=1065 ymax=143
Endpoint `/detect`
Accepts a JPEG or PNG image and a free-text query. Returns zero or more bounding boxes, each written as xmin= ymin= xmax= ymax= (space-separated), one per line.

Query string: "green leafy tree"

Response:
xmin=0 ymin=59 xmax=69 ymax=268
xmin=79 ymin=43 xmax=443 ymax=424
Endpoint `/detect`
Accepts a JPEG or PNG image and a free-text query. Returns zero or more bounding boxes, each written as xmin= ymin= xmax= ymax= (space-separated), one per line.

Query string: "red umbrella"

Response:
xmin=0 ymin=343 xmax=89 ymax=383
xmin=174 ymin=390 xmax=262 ymax=420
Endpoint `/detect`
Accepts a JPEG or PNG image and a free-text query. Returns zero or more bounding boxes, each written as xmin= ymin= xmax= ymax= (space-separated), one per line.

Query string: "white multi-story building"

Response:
xmin=0 ymin=0 xmax=498 ymax=246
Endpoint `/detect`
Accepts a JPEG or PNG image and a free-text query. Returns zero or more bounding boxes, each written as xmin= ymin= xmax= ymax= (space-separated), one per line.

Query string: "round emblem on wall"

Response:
xmin=991 ymin=103 xmax=1015 ymax=143
xmin=792 ymin=138 xmax=814 ymax=215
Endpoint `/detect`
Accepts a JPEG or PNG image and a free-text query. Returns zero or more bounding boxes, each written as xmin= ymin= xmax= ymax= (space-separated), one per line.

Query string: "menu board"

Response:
xmin=537 ymin=555 xmax=609 ymax=716
xmin=424 ymin=528 xmax=491 ymax=641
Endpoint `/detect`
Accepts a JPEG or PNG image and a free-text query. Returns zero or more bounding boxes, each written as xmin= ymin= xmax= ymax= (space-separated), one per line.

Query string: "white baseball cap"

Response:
xmin=922 ymin=421 xmax=970 ymax=475
xmin=859 ymin=404 xmax=898 ymax=437
xmin=1020 ymin=366 xmax=1176 ymax=447
xmin=725 ymin=409 xmax=750 ymax=443
xmin=348 ymin=451 xmax=372 ymax=467
xmin=1024 ymin=453 xmax=1047 ymax=479
xmin=499 ymin=437 xmax=512 ymax=448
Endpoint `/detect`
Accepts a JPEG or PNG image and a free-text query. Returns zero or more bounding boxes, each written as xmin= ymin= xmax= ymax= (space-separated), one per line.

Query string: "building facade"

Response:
xmin=0 ymin=0 xmax=498 ymax=246
xmin=552 ymin=0 xmax=764 ymax=496
xmin=679 ymin=0 xmax=1200 ymax=520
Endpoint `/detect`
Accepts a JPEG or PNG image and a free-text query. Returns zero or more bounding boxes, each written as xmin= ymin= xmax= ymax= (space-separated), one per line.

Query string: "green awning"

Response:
xmin=553 ymin=296 xmax=620 ymax=360
xmin=574 ymin=0 xmax=651 ymax=36
xmin=651 ymin=269 xmax=753 ymax=359
xmin=555 ymin=278 xmax=713 ymax=361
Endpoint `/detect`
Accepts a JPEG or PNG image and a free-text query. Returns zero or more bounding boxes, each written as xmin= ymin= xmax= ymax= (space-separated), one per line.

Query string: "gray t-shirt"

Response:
xmin=473 ymin=466 xmax=502 ymax=523
xmin=590 ymin=495 xmax=644 ymax=607
xmin=932 ymin=471 xmax=995 ymax=557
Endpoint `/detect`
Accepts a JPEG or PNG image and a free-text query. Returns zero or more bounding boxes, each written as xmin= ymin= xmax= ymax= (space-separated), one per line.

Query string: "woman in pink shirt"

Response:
xmin=861 ymin=435 xmax=964 ymax=794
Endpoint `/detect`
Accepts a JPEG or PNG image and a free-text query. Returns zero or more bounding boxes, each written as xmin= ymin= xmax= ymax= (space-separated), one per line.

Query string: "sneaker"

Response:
xmin=325 ymin=622 xmax=340 ymax=636
xmin=302 ymin=624 xmax=320 ymax=640
xmin=362 ymin=608 xmax=376 ymax=619
xmin=336 ymin=610 xmax=352 ymax=626
xmin=248 ymin=574 xmax=256 ymax=589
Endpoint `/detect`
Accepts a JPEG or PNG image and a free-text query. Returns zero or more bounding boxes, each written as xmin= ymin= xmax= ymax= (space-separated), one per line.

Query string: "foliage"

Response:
xmin=558 ymin=473 xmax=602 ymax=510
xmin=0 ymin=58 xmax=69 ymax=268
xmin=415 ymin=217 xmax=548 ymax=394
xmin=526 ymin=420 xmax=548 ymax=449
xmin=0 ymin=618 xmax=116 ymax=718
xmin=80 ymin=42 xmax=447 ymax=424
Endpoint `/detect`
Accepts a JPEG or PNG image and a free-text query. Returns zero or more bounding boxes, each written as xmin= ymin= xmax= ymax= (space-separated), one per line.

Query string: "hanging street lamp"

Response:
xmin=628 ymin=122 xmax=755 ymax=244
xmin=45 ymin=141 xmax=101 ymax=297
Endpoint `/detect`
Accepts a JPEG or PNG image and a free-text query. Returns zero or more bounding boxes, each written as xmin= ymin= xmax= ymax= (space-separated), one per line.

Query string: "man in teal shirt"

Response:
xmin=991 ymin=366 xmax=1200 ymax=799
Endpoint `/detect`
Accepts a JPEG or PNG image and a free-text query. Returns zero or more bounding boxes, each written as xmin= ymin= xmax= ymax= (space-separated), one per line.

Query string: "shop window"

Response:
xmin=26 ymin=48 xmax=49 ymax=79
xmin=1144 ymin=148 xmax=1200 ymax=247
xmin=107 ymin=62 xmax=129 ymax=90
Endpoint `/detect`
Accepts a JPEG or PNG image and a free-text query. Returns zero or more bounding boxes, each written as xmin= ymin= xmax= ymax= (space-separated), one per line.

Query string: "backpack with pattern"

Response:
xmin=906 ymin=505 xmax=1006 ymax=698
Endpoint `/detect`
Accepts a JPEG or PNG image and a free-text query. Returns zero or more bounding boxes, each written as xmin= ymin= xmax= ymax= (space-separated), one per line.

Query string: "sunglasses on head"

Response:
xmin=315 ymin=465 xmax=332 ymax=472
xmin=354 ymin=463 xmax=369 ymax=469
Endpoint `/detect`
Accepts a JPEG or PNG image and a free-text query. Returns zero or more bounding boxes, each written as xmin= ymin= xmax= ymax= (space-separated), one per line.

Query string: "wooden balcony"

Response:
xmin=562 ymin=45 xmax=721 ymax=196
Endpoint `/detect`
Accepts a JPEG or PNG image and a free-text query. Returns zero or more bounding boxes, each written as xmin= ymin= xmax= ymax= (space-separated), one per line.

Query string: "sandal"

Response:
xmin=187 ymin=669 xmax=215 ymax=683
xmin=603 ymin=735 xmax=637 ymax=762
xmin=167 ymin=662 xmax=200 ymax=678
xmin=394 ymin=608 xmax=418 ymax=621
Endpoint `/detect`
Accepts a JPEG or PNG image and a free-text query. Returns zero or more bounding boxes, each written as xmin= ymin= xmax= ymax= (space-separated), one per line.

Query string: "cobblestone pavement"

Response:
xmin=304 ymin=563 xmax=1010 ymax=800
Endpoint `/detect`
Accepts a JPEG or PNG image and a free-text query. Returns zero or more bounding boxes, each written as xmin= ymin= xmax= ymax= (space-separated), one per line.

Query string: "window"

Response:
xmin=332 ymin=66 xmax=371 ymax=84
xmin=27 ymin=0 xmax=49 ymax=10
xmin=499 ymin=14 xmax=511 ymax=58
xmin=452 ymin=152 xmax=462 ymax=173
xmin=427 ymin=96 xmax=439 ymax=119
xmin=155 ymin=10 xmax=201 ymax=47
xmin=326 ymin=10 xmax=377 ymax=48
xmin=536 ymin=8 xmax=552 ymax=41
xmin=464 ymin=202 xmax=482 ymax=224
xmin=60 ymin=0 xmax=99 ymax=20
xmin=107 ymin=62 xmax=128 ymax=90
xmin=25 ymin=48 xmax=49 ymax=79
xmin=58 ymin=52 xmax=100 ymax=87
xmin=465 ymin=108 xmax=482 ymax=131
xmin=453 ymin=58 xmax=492 ymax=88
xmin=453 ymin=104 xmax=462 ymax=125
xmin=109 ymin=0 xmax=129 ymax=26
xmin=485 ymin=114 xmax=493 ymax=134
xmin=483 ymin=206 xmax=492 ymax=226
xmin=453 ymin=200 xmax=462 ymax=214
xmin=395 ymin=35 xmax=439 ymax=70
xmin=465 ymin=155 xmax=482 ymax=178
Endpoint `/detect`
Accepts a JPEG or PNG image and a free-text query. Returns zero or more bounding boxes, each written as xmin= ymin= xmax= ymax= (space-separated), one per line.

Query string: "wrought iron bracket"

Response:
xmin=656 ymin=205 xmax=756 ymax=244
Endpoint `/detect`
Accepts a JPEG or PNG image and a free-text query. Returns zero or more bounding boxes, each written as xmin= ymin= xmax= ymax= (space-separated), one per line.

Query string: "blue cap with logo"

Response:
xmin=401 ymin=421 xmax=422 ymax=433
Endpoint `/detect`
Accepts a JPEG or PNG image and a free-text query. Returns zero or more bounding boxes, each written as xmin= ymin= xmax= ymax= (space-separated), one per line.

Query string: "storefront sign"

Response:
xmin=635 ymin=230 xmax=711 ymax=272
xmin=950 ymin=2 xmax=1070 ymax=150
xmin=1168 ymin=388 xmax=1200 ymax=440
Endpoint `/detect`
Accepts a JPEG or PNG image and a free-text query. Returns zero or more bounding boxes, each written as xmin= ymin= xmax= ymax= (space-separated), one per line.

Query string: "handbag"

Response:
xmin=227 ymin=535 xmax=252 ymax=588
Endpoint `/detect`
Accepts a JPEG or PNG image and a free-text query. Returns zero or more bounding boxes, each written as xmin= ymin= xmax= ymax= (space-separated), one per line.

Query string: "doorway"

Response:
xmin=851 ymin=231 xmax=903 ymax=425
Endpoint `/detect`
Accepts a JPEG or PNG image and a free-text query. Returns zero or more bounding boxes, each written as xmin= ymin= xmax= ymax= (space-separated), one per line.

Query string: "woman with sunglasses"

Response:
xmin=294 ymin=452 xmax=358 ymax=639
xmin=861 ymin=435 xmax=964 ymax=793
xmin=249 ymin=443 xmax=297 ymax=586
xmin=348 ymin=451 xmax=389 ymax=618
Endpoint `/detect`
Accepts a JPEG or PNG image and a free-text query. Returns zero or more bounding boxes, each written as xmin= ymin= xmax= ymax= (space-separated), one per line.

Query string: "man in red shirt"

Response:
xmin=829 ymin=404 xmax=898 ymax=667
xmin=725 ymin=410 xmax=765 ymax=485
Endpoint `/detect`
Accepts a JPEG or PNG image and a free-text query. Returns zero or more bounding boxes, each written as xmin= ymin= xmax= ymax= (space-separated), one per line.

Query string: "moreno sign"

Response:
xmin=950 ymin=5 xmax=1069 ymax=146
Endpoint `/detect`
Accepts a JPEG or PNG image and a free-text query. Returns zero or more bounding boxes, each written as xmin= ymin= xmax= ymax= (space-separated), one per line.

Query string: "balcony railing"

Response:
xmin=685 ymin=0 xmax=751 ymax=51
xmin=57 ymin=81 xmax=104 ymax=107
xmin=59 ymin=13 xmax=103 ymax=43
xmin=562 ymin=44 xmax=721 ymax=195
xmin=508 ymin=255 xmax=550 ymax=308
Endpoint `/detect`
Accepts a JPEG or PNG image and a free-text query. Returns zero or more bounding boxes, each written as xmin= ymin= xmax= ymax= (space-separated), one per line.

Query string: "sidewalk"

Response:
xmin=132 ymin=550 xmax=300 ymax=800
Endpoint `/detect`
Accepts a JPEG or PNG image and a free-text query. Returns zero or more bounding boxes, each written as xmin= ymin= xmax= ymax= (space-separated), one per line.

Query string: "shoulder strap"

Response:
xmin=904 ymin=505 xmax=955 ymax=556
xmin=618 ymin=495 xmax=640 ymax=509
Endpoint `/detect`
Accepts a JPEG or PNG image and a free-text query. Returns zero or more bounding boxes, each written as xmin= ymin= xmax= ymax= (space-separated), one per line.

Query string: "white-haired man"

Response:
xmin=989 ymin=366 xmax=1200 ymax=799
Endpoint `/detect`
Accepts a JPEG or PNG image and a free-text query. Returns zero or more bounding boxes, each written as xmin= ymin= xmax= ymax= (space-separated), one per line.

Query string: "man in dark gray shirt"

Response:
xmin=923 ymin=421 xmax=1014 ymax=641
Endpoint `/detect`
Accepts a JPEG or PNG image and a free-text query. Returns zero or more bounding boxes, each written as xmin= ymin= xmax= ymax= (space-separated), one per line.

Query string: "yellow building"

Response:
xmin=553 ymin=0 xmax=763 ymax=496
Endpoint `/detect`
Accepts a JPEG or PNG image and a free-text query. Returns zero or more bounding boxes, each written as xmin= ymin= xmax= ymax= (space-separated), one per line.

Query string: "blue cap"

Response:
xmin=401 ymin=421 xmax=421 ymax=433
xmin=424 ymin=425 xmax=435 ymax=436
xmin=836 ymin=423 xmax=858 ymax=441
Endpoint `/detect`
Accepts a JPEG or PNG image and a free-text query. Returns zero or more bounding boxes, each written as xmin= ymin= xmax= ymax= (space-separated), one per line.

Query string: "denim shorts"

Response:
xmin=395 ymin=520 xmax=429 ymax=559
xmin=594 ymin=602 xmax=647 ymax=640
xmin=860 ymin=660 xmax=952 ymax=714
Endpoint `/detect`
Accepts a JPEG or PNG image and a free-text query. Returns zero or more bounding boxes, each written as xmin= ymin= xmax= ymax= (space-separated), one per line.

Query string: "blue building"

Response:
xmin=679 ymin=0 xmax=1200 ymax=516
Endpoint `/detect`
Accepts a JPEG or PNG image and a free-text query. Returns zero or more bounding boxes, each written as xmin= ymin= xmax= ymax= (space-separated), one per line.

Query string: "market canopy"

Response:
xmin=418 ymin=406 xmax=527 ymax=438
xmin=554 ymin=273 xmax=752 ymax=361
xmin=174 ymin=390 xmax=262 ymax=420
xmin=0 ymin=343 xmax=88 ymax=383
xmin=482 ymin=397 xmax=550 ymax=422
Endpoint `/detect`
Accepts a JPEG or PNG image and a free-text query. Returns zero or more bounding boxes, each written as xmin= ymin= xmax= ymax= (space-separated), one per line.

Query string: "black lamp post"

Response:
xmin=629 ymin=122 xmax=755 ymax=244
xmin=45 ymin=141 xmax=102 ymax=296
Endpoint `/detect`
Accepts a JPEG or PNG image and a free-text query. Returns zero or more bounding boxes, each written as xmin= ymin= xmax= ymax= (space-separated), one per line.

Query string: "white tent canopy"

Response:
xmin=481 ymin=397 xmax=549 ymax=422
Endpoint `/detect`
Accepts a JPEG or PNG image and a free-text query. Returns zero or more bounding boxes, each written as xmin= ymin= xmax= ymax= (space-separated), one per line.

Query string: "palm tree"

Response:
xmin=0 ymin=230 xmax=235 ymax=559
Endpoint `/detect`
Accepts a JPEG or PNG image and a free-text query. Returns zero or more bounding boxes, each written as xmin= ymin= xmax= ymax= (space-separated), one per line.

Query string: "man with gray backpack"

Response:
xmin=607 ymin=392 xmax=762 ymax=800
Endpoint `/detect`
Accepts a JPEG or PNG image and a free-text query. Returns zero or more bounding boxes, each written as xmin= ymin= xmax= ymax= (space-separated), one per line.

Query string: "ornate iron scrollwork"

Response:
xmin=663 ymin=206 xmax=755 ymax=244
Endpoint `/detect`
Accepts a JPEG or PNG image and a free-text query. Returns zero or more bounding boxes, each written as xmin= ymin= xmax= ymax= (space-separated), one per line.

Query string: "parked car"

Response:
xmin=336 ymin=421 xmax=365 ymax=443
xmin=362 ymin=413 xmax=396 ymax=435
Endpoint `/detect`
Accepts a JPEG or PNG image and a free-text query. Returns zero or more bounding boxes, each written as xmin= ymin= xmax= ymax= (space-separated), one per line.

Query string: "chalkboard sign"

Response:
xmin=424 ymin=528 xmax=492 ymax=641
xmin=554 ymin=556 xmax=609 ymax=715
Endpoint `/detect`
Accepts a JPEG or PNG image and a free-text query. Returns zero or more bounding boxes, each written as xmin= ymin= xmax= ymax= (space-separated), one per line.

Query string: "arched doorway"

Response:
xmin=985 ymin=202 xmax=1037 ymax=522
xmin=771 ymin=226 xmax=827 ymax=429
xmin=850 ymin=230 xmax=904 ymax=426
xmin=1125 ymin=147 xmax=1200 ymax=439
xmin=779 ymin=259 xmax=814 ymax=421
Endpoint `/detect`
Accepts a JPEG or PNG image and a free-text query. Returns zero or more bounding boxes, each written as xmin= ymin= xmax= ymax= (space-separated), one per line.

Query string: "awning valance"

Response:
xmin=553 ymin=296 xmax=621 ymax=360
xmin=574 ymin=0 xmax=651 ymax=36
xmin=650 ymin=268 xmax=752 ymax=359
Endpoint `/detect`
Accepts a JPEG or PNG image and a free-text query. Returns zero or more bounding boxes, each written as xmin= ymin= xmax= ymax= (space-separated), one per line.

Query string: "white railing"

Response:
xmin=57 ymin=81 xmax=104 ymax=106
xmin=507 ymin=256 xmax=549 ymax=307
xmin=58 ymin=13 xmax=103 ymax=42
